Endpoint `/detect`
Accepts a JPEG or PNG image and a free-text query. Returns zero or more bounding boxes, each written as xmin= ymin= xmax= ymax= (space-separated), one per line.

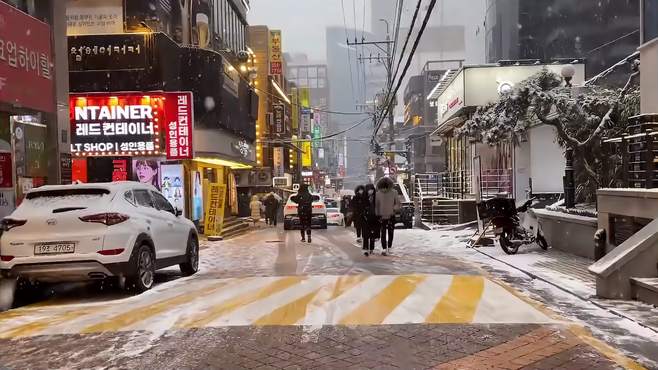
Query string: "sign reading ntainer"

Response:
xmin=69 ymin=92 xmax=193 ymax=158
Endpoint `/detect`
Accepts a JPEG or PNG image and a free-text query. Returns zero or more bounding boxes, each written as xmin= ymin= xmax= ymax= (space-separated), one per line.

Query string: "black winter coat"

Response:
xmin=290 ymin=192 xmax=314 ymax=223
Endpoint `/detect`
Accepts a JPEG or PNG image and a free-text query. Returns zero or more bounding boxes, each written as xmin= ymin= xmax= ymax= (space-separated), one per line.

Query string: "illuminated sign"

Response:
xmin=70 ymin=92 xmax=193 ymax=158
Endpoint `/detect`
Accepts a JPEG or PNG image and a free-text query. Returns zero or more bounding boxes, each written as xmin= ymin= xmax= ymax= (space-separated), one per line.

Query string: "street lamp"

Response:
xmin=561 ymin=64 xmax=576 ymax=87
xmin=561 ymin=63 xmax=576 ymax=208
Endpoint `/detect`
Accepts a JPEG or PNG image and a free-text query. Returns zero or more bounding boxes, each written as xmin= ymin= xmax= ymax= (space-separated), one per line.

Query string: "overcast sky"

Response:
xmin=247 ymin=0 xmax=370 ymax=62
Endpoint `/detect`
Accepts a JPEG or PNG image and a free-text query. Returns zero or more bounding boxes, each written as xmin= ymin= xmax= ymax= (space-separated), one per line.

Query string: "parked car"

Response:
xmin=326 ymin=207 xmax=345 ymax=226
xmin=283 ymin=193 xmax=327 ymax=230
xmin=324 ymin=198 xmax=338 ymax=208
xmin=0 ymin=182 xmax=199 ymax=296
xmin=394 ymin=184 xmax=414 ymax=229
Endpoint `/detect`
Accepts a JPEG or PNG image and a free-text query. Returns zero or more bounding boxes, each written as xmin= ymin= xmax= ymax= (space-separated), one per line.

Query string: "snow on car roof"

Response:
xmin=27 ymin=181 xmax=157 ymax=194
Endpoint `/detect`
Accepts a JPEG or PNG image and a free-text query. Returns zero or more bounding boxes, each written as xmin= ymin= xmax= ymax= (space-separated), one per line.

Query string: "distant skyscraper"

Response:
xmin=485 ymin=0 xmax=640 ymax=80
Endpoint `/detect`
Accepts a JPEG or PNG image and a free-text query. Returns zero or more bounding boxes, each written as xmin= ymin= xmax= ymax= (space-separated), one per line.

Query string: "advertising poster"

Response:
xmin=66 ymin=0 xmax=124 ymax=35
xmin=112 ymin=159 xmax=129 ymax=182
xmin=191 ymin=170 xmax=203 ymax=221
xmin=72 ymin=158 xmax=88 ymax=183
xmin=204 ymin=183 xmax=227 ymax=236
xmin=132 ymin=157 xmax=161 ymax=189
xmin=160 ymin=164 xmax=185 ymax=215
xmin=192 ymin=0 xmax=213 ymax=49
xmin=0 ymin=152 xmax=12 ymax=188
xmin=0 ymin=190 xmax=15 ymax=220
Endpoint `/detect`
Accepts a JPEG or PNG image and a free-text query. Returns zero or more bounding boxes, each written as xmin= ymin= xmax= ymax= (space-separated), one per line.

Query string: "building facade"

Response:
xmin=66 ymin=0 xmax=258 ymax=227
xmin=0 ymin=0 xmax=69 ymax=219
xmin=485 ymin=0 xmax=640 ymax=80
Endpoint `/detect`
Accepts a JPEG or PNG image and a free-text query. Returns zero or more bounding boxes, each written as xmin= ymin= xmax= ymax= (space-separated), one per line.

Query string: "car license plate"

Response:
xmin=34 ymin=243 xmax=75 ymax=255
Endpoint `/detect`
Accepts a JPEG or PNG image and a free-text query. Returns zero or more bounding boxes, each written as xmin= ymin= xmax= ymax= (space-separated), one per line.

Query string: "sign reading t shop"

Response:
xmin=69 ymin=92 xmax=193 ymax=159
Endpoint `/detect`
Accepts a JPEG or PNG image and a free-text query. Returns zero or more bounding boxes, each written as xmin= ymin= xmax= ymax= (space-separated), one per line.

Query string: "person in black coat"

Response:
xmin=361 ymin=183 xmax=379 ymax=256
xmin=290 ymin=184 xmax=315 ymax=243
xmin=351 ymin=185 xmax=367 ymax=241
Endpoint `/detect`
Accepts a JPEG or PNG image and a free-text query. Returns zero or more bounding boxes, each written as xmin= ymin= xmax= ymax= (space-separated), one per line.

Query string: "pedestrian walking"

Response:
xmin=340 ymin=195 xmax=351 ymax=228
xmin=264 ymin=191 xmax=281 ymax=226
xmin=351 ymin=185 xmax=367 ymax=242
xmin=249 ymin=195 xmax=263 ymax=227
xmin=290 ymin=184 xmax=314 ymax=243
xmin=376 ymin=176 xmax=400 ymax=256
xmin=361 ymin=183 xmax=379 ymax=256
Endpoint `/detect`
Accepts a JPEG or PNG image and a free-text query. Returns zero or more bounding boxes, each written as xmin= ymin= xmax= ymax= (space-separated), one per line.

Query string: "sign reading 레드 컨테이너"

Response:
xmin=204 ymin=183 xmax=226 ymax=236
xmin=164 ymin=92 xmax=194 ymax=160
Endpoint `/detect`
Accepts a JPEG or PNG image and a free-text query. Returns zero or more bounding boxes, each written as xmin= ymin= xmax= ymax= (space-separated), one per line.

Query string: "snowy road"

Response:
xmin=0 ymin=227 xmax=646 ymax=369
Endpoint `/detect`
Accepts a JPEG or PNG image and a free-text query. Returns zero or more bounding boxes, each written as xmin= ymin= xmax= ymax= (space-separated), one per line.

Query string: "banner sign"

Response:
xmin=0 ymin=1 xmax=54 ymax=112
xmin=69 ymin=91 xmax=193 ymax=158
xmin=269 ymin=30 xmax=282 ymax=76
xmin=291 ymin=87 xmax=299 ymax=131
xmin=273 ymin=147 xmax=284 ymax=177
xmin=164 ymin=92 xmax=194 ymax=159
xmin=301 ymin=109 xmax=312 ymax=134
xmin=68 ymin=33 xmax=146 ymax=73
xmin=301 ymin=141 xmax=312 ymax=167
xmin=272 ymin=104 xmax=284 ymax=134
xmin=204 ymin=183 xmax=227 ymax=236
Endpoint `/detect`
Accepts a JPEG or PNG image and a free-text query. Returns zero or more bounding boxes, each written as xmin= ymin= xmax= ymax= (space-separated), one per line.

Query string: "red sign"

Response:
xmin=0 ymin=2 xmax=54 ymax=112
xmin=69 ymin=92 xmax=193 ymax=158
xmin=270 ymin=61 xmax=282 ymax=75
xmin=164 ymin=92 xmax=194 ymax=160
xmin=0 ymin=152 xmax=12 ymax=188
xmin=112 ymin=159 xmax=128 ymax=181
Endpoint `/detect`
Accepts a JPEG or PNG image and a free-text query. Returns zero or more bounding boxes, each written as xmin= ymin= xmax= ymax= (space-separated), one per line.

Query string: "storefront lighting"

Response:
xmin=240 ymin=65 xmax=247 ymax=73
xmin=141 ymin=96 xmax=151 ymax=105
xmin=109 ymin=96 xmax=119 ymax=106
xmin=194 ymin=158 xmax=252 ymax=170
xmin=271 ymin=79 xmax=291 ymax=104
xmin=76 ymin=97 xmax=87 ymax=107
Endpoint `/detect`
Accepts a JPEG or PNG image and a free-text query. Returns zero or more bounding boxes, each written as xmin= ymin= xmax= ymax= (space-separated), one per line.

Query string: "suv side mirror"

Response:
xmin=175 ymin=209 xmax=183 ymax=217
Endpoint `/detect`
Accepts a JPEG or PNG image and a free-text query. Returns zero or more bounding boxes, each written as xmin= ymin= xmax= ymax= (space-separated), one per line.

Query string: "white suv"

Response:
xmin=0 ymin=182 xmax=199 ymax=296
xmin=283 ymin=193 xmax=327 ymax=230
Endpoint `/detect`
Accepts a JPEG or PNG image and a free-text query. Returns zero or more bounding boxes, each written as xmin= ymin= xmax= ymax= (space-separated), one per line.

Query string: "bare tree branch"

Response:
xmin=538 ymin=114 xmax=582 ymax=148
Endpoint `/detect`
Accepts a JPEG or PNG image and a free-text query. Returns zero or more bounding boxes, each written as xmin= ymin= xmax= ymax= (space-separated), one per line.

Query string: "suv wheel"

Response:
xmin=127 ymin=245 xmax=155 ymax=292
xmin=180 ymin=234 xmax=199 ymax=276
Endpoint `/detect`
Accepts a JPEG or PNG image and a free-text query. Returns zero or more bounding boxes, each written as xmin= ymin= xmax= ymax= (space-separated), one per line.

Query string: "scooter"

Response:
xmin=480 ymin=197 xmax=548 ymax=255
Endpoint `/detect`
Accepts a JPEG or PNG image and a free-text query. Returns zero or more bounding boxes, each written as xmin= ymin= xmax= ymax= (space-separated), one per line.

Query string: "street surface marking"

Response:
xmin=81 ymin=280 xmax=236 ymax=333
xmin=179 ymin=276 xmax=306 ymax=328
xmin=255 ymin=275 xmax=368 ymax=326
xmin=425 ymin=275 xmax=485 ymax=323
xmin=339 ymin=275 xmax=427 ymax=325
xmin=0 ymin=274 xmax=554 ymax=338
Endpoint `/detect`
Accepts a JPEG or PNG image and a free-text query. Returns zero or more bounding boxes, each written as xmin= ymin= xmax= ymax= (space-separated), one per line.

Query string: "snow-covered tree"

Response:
xmin=457 ymin=66 xmax=640 ymax=203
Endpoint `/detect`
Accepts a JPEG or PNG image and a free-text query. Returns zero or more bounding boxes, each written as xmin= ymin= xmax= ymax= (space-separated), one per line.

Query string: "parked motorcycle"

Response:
xmin=479 ymin=197 xmax=548 ymax=255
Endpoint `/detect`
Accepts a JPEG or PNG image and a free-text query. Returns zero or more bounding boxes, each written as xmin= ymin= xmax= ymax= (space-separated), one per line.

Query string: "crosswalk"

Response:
xmin=0 ymin=274 xmax=554 ymax=338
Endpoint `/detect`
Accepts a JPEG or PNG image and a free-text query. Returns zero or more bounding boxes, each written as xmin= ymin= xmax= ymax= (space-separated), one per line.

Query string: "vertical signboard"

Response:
xmin=291 ymin=87 xmax=299 ymax=132
xmin=273 ymin=147 xmax=284 ymax=177
xmin=269 ymin=30 xmax=282 ymax=76
xmin=204 ymin=183 xmax=227 ymax=236
xmin=272 ymin=104 xmax=284 ymax=134
xmin=164 ymin=91 xmax=194 ymax=160
xmin=301 ymin=109 xmax=312 ymax=134
xmin=0 ymin=1 xmax=54 ymax=113
xmin=301 ymin=141 xmax=312 ymax=167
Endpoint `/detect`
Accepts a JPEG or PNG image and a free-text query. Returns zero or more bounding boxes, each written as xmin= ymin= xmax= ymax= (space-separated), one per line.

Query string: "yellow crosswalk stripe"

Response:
xmin=339 ymin=275 xmax=426 ymax=325
xmin=178 ymin=276 xmax=305 ymax=328
xmin=425 ymin=275 xmax=484 ymax=323
xmin=254 ymin=275 xmax=367 ymax=326
xmin=0 ymin=308 xmax=96 ymax=338
xmin=81 ymin=280 xmax=236 ymax=334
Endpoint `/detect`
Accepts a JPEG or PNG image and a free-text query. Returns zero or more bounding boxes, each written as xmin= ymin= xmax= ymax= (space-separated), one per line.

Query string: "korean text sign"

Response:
xmin=69 ymin=92 xmax=193 ymax=158
xmin=204 ymin=183 xmax=226 ymax=236
xmin=0 ymin=2 xmax=54 ymax=112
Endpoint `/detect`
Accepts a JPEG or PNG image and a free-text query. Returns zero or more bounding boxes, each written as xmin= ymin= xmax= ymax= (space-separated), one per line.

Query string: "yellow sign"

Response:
xmin=300 ymin=88 xmax=310 ymax=108
xmin=291 ymin=87 xmax=299 ymax=131
xmin=301 ymin=141 xmax=312 ymax=167
xmin=204 ymin=183 xmax=227 ymax=235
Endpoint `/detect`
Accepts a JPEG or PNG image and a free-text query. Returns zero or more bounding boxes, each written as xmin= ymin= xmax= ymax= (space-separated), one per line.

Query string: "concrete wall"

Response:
xmin=535 ymin=209 xmax=597 ymax=259
xmin=640 ymin=38 xmax=658 ymax=114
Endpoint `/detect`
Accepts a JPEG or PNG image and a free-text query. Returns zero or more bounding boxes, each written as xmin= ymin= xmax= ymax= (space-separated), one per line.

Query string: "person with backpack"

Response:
xmin=361 ymin=183 xmax=379 ymax=256
xmin=290 ymin=184 xmax=314 ymax=243
xmin=351 ymin=185 xmax=367 ymax=242
xmin=376 ymin=176 xmax=400 ymax=256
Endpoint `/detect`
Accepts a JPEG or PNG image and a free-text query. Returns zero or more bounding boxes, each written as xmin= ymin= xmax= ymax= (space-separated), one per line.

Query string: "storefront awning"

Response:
xmin=431 ymin=116 xmax=466 ymax=136
xmin=193 ymin=155 xmax=253 ymax=169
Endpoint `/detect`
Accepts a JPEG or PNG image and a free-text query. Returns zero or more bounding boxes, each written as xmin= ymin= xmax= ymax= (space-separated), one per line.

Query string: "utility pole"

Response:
xmin=347 ymin=19 xmax=396 ymax=151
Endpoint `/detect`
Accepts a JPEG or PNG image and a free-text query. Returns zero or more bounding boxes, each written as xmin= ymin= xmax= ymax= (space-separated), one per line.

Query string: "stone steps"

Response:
xmin=630 ymin=277 xmax=658 ymax=306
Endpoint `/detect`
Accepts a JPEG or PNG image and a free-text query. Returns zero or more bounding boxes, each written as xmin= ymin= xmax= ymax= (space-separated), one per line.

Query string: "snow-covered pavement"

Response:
xmin=0 ymin=226 xmax=650 ymax=369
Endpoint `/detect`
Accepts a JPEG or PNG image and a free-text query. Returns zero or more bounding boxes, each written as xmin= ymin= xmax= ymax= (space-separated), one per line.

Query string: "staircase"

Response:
xmin=419 ymin=198 xmax=459 ymax=225
xmin=630 ymin=278 xmax=658 ymax=306
xmin=219 ymin=216 xmax=251 ymax=240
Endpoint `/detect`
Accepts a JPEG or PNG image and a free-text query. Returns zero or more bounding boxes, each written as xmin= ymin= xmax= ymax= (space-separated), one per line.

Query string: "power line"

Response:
xmin=262 ymin=116 xmax=372 ymax=143
xmin=341 ymin=0 xmax=357 ymax=106
xmin=390 ymin=0 xmax=420 ymax=92
xmin=586 ymin=29 xmax=639 ymax=55
xmin=372 ymin=0 xmax=437 ymax=140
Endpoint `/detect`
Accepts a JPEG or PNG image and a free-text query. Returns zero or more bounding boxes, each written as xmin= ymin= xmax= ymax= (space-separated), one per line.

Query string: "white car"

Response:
xmin=326 ymin=208 xmax=345 ymax=226
xmin=0 ymin=182 xmax=199 ymax=295
xmin=283 ymin=193 xmax=327 ymax=230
